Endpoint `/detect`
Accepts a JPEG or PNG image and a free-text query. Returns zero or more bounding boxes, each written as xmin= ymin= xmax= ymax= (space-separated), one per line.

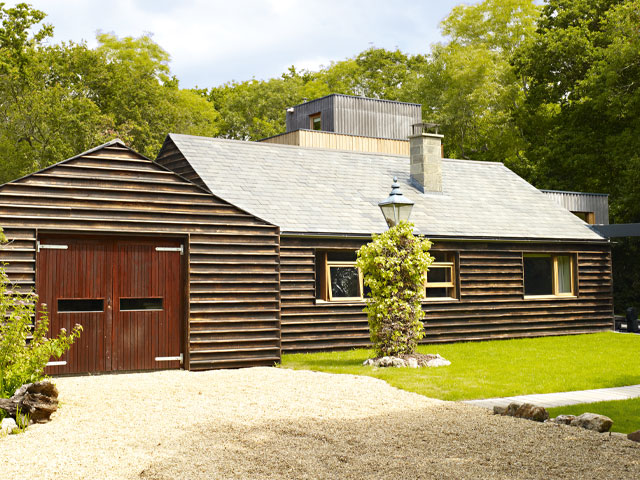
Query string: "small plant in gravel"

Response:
xmin=14 ymin=406 xmax=30 ymax=433
xmin=0 ymin=232 xmax=82 ymax=399
xmin=357 ymin=222 xmax=433 ymax=357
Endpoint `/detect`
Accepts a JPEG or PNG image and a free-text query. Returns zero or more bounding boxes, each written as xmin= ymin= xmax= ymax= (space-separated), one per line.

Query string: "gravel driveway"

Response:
xmin=1 ymin=368 xmax=638 ymax=479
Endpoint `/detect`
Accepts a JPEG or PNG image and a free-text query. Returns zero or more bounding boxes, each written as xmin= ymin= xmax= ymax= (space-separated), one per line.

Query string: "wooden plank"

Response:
xmin=1 ymin=143 xmax=281 ymax=372
xmin=279 ymin=236 xmax=613 ymax=352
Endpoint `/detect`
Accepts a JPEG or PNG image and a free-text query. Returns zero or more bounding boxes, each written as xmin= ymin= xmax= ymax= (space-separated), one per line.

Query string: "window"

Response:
xmin=572 ymin=211 xmax=595 ymax=224
xmin=310 ymin=112 xmax=322 ymax=130
xmin=120 ymin=297 xmax=163 ymax=311
xmin=523 ymin=254 xmax=575 ymax=297
xmin=316 ymin=251 xmax=366 ymax=301
xmin=425 ymin=252 xmax=457 ymax=300
xmin=58 ymin=298 xmax=104 ymax=313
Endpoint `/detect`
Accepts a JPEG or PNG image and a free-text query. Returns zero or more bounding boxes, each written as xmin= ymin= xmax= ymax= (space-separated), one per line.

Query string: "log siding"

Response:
xmin=280 ymin=236 xmax=613 ymax=352
xmin=0 ymin=143 xmax=281 ymax=370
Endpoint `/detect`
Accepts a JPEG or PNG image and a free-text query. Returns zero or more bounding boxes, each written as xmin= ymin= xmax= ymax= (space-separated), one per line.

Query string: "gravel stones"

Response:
xmin=1 ymin=368 xmax=638 ymax=479
xmin=0 ymin=417 xmax=17 ymax=435
xmin=496 ymin=404 xmax=612 ymax=433
xmin=551 ymin=415 xmax=576 ymax=425
xmin=363 ymin=353 xmax=451 ymax=368
xmin=494 ymin=402 xmax=549 ymax=422
xmin=514 ymin=403 xmax=550 ymax=422
xmin=570 ymin=413 xmax=613 ymax=433
xmin=627 ymin=430 xmax=640 ymax=442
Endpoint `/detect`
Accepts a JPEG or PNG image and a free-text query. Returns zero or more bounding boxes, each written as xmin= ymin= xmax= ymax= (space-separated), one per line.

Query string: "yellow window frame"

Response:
xmin=424 ymin=256 xmax=456 ymax=300
xmin=523 ymin=253 xmax=576 ymax=298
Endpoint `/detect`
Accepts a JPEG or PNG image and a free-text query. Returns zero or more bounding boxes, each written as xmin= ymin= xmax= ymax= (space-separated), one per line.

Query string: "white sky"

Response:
xmin=5 ymin=0 xmax=479 ymax=88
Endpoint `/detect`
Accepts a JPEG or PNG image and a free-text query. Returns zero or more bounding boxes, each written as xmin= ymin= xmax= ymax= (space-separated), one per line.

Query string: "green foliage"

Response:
xmin=0 ymin=4 xmax=219 ymax=183
xmin=14 ymin=405 xmax=29 ymax=432
xmin=420 ymin=0 xmax=538 ymax=174
xmin=0 ymin=260 xmax=82 ymax=398
xmin=205 ymin=48 xmax=427 ymax=141
xmin=281 ymin=332 xmax=640 ymax=401
xmin=356 ymin=222 xmax=433 ymax=357
xmin=513 ymin=0 xmax=640 ymax=310
xmin=513 ymin=0 xmax=640 ymax=221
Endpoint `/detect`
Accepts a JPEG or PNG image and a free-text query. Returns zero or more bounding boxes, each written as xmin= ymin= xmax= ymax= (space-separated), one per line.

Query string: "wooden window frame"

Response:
xmin=309 ymin=112 xmax=322 ymax=131
xmin=572 ymin=211 xmax=596 ymax=225
xmin=424 ymin=252 xmax=457 ymax=301
xmin=326 ymin=261 xmax=364 ymax=302
xmin=316 ymin=251 xmax=365 ymax=302
xmin=523 ymin=253 xmax=576 ymax=299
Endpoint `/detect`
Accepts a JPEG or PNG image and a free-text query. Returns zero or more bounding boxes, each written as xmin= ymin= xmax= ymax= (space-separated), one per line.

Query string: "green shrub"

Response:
xmin=0 ymin=262 xmax=82 ymax=398
xmin=356 ymin=222 xmax=433 ymax=357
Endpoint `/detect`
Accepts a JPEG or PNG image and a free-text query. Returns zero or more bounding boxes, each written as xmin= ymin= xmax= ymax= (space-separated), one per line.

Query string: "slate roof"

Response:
xmin=167 ymin=133 xmax=605 ymax=241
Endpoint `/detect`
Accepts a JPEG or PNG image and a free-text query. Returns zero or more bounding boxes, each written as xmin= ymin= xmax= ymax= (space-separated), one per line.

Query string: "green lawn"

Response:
xmin=280 ymin=332 xmax=640 ymax=401
xmin=548 ymin=398 xmax=640 ymax=434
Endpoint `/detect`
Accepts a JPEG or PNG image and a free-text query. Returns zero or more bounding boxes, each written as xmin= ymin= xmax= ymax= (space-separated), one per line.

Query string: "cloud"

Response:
xmin=5 ymin=0 xmax=473 ymax=88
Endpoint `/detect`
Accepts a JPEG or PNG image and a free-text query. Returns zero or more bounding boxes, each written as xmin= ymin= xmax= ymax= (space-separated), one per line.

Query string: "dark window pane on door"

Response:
xmin=58 ymin=299 xmax=104 ymax=312
xmin=524 ymin=256 xmax=553 ymax=295
xmin=120 ymin=298 xmax=163 ymax=311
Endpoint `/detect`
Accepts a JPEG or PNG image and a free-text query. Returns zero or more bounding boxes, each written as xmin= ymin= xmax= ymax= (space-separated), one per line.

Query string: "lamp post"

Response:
xmin=378 ymin=177 xmax=414 ymax=228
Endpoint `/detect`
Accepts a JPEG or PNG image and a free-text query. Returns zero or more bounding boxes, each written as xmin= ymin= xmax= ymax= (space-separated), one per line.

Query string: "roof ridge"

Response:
xmin=169 ymin=133 xmax=409 ymax=158
xmin=170 ymin=133 xmax=509 ymax=166
xmin=0 ymin=138 xmax=142 ymax=188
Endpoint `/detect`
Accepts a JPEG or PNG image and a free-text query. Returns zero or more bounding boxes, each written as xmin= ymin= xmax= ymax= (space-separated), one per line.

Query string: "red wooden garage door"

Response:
xmin=36 ymin=236 xmax=183 ymax=374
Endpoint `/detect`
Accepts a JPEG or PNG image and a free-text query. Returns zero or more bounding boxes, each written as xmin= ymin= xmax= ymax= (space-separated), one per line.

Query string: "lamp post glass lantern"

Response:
xmin=378 ymin=177 xmax=414 ymax=228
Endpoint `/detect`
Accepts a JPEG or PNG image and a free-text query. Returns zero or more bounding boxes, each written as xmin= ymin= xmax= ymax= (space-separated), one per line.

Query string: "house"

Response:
xmin=0 ymin=95 xmax=614 ymax=374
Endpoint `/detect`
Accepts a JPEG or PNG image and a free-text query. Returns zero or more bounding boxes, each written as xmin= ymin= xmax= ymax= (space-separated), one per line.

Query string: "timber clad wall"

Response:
xmin=280 ymin=236 xmax=613 ymax=352
xmin=0 ymin=143 xmax=281 ymax=370
xmin=260 ymin=130 xmax=410 ymax=156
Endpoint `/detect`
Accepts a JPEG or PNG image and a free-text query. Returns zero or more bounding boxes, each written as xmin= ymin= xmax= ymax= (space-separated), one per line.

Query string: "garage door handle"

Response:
xmin=107 ymin=297 xmax=112 ymax=309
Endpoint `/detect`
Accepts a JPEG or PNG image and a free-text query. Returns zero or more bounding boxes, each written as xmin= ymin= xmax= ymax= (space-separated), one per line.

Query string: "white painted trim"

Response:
xmin=155 ymin=353 xmax=183 ymax=364
xmin=37 ymin=241 xmax=68 ymax=252
xmin=155 ymin=245 xmax=184 ymax=255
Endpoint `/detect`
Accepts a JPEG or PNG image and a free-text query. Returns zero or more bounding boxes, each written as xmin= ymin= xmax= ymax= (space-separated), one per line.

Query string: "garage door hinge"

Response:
xmin=155 ymin=353 xmax=183 ymax=364
xmin=37 ymin=241 xmax=68 ymax=252
xmin=155 ymin=245 xmax=184 ymax=255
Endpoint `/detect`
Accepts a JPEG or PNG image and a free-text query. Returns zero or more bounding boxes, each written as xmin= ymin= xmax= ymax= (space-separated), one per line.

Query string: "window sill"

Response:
xmin=523 ymin=295 xmax=577 ymax=300
xmin=422 ymin=297 xmax=460 ymax=303
xmin=316 ymin=298 xmax=462 ymax=305
xmin=315 ymin=299 xmax=365 ymax=305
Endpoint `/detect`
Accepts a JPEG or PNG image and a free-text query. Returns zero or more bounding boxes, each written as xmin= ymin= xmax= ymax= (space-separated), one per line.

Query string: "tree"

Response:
xmin=0 ymin=4 xmax=112 ymax=181
xmin=418 ymin=0 xmax=539 ymax=175
xmin=513 ymin=0 xmax=640 ymax=310
xmin=356 ymin=222 xmax=433 ymax=357
xmin=205 ymin=48 xmax=427 ymax=141
xmin=0 ymin=4 xmax=220 ymax=183
xmin=206 ymin=68 xmax=329 ymax=140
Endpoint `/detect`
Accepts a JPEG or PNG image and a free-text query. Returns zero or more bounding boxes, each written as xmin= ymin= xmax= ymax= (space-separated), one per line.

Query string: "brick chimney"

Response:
xmin=409 ymin=124 xmax=443 ymax=193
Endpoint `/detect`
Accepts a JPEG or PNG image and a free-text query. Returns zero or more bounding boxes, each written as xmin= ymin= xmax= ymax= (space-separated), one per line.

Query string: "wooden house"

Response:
xmin=0 ymin=95 xmax=614 ymax=373
xmin=0 ymin=141 xmax=280 ymax=373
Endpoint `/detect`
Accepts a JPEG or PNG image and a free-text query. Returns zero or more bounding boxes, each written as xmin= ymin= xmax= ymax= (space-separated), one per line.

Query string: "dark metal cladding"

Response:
xmin=286 ymin=94 xmax=421 ymax=140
